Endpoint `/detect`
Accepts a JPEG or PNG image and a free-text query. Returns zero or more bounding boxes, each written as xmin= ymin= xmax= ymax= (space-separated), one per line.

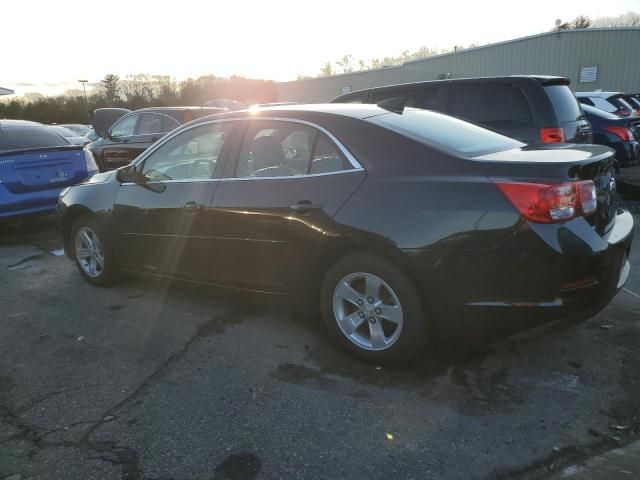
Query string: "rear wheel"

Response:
xmin=320 ymin=253 xmax=429 ymax=365
xmin=71 ymin=215 xmax=118 ymax=286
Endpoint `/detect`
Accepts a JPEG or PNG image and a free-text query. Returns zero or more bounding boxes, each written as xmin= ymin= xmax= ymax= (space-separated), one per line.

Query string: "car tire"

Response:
xmin=320 ymin=253 xmax=429 ymax=365
xmin=71 ymin=215 xmax=118 ymax=286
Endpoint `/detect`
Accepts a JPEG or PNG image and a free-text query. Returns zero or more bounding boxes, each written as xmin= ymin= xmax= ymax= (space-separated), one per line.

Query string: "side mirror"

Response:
xmin=116 ymin=165 xmax=166 ymax=193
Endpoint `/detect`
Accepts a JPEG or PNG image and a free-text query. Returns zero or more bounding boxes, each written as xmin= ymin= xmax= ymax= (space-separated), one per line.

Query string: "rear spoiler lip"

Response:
xmin=0 ymin=145 xmax=84 ymax=158
xmin=535 ymin=77 xmax=571 ymax=86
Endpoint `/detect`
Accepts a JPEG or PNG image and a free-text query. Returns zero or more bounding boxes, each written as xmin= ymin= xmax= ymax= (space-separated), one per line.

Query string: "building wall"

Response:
xmin=278 ymin=28 xmax=640 ymax=102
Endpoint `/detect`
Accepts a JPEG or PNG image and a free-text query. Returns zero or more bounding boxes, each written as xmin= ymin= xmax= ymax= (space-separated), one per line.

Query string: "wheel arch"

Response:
xmin=61 ymin=205 xmax=95 ymax=256
xmin=293 ymin=235 xmax=431 ymax=317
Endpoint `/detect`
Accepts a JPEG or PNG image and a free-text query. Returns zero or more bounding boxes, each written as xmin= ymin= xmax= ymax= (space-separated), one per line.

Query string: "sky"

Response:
xmin=2 ymin=0 xmax=639 ymax=96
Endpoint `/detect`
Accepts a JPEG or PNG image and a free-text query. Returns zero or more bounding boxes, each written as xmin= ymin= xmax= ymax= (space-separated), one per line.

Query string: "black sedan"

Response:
xmin=58 ymin=104 xmax=634 ymax=364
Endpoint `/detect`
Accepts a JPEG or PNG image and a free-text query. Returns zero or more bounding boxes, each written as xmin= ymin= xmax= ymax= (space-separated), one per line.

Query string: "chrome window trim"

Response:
xmin=120 ymin=168 xmax=364 ymax=186
xmin=129 ymin=116 xmax=365 ymax=182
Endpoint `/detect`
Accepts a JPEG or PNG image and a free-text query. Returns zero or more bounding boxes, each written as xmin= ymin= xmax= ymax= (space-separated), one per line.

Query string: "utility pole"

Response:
xmin=78 ymin=80 xmax=89 ymax=122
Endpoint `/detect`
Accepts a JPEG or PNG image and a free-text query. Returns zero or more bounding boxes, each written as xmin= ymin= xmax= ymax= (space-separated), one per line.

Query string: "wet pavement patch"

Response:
xmin=271 ymin=363 xmax=336 ymax=388
xmin=196 ymin=305 xmax=268 ymax=338
xmin=213 ymin=452 xmax=262 ymax=480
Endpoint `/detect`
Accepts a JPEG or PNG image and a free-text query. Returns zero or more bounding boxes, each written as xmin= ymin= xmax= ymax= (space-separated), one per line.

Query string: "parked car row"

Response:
xmin=331 ymin=76 xmax=640 ymax=193
xmin=576 ymin=91 xmax=640 ymax=118
xmin=1 ymin=77 xmax=635 ymax=364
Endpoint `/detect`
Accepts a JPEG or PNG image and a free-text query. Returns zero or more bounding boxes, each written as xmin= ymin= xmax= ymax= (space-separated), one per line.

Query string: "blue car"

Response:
xmin=0 ymin=120 xmax=99 ymax=219
xmin=582 ymin=104 xmax=640 ymax=193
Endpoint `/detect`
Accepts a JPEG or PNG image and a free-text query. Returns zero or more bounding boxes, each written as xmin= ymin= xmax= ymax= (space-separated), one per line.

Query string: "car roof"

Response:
xmin=0 ymin=119 xmax=44 ymax=128
xmin=332 ymin=75 xmax=569 ymax=100
xmin=191 ymin=103 xmax=392 ymax=124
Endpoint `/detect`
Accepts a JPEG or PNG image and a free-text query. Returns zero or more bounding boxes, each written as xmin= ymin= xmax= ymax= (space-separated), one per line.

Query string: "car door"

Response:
xmin=207 ymin=118 xmax=366 ymax=293
xmin=111 ymin=120 xmax=237 ymax=281
xmin=100 ymin=113 xmax=141 ymax=169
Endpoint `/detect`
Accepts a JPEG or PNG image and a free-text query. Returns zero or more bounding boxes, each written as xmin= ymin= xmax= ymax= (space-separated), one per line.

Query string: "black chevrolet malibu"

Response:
xmin=58 ymin=104 xmax=634 ymax=364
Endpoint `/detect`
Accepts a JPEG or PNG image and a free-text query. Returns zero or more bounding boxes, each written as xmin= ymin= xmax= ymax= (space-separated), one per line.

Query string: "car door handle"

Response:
xmin=183 ymin=201 xmax=203 ymax=213
xmin=290 ymin=201 xmax=323 ymax=214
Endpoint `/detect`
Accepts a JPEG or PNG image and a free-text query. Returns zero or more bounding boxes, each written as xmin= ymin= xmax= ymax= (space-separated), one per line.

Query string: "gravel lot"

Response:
xmin=1 ymin=205 xmax=639 ymax=480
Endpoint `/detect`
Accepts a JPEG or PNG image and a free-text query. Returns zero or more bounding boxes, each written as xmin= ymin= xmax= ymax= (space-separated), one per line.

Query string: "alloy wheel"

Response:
xmin=332 ymin=272 xmax=404 ymax=351
xmin=74 ymin=226 xmax=105 ymax=278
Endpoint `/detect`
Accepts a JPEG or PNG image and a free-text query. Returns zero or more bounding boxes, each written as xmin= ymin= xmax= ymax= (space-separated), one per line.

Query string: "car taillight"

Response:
xmin=539 ymin=127 xmax=565 ymax=143
xmin=495 ymin=180 xmax=597 ymax=224
xmin=605 ymin=126 xmax=634 ymax=142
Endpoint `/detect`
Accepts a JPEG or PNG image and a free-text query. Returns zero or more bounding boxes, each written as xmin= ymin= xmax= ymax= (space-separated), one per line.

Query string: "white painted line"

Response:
xmin=51 ymin=248 xmax=65 ymax=257
xmin=623 ymin=288 xmax=640 ymax=299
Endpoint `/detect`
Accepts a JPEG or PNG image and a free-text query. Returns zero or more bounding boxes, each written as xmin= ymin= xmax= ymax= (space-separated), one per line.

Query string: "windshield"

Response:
xmin=367 ymin=108 xmax=524 ymax=156
xmin=0 ymin=125 xmax=70 ymax=152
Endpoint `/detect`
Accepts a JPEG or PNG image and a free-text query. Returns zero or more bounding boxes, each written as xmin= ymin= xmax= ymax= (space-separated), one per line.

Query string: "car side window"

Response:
xmin=136 ymin=113 xmax=163 ymax=135
xmin=449 ymin=84 xmax=531 ymax=123
xmin=578 ymin=97 xmax=595 ymax=107
xmin=162 ymin=115 xmax=180 ymax=133
xmin=140 ymin=122 xmax=234 ymax=181
xmin=110 ymin=114 xmax=138 ymax=138
xmin=235 ymin=121 xmax=352 ymax=178
xmin=309 ymin=134 xmax=352 ymax=174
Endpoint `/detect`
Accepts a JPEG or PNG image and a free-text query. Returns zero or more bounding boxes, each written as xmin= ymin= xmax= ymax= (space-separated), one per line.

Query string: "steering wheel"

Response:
xmin=188 ymin=159 xmax=214 ymax=178
xmin=249 ymin=165 xmax=299 ymax=177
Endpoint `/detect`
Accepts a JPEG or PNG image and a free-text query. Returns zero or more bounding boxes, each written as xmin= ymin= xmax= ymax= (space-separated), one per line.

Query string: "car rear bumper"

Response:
xmin=0 ymin=184 xmax=63 ymax=218
xmin=405 ymin=208 xmax=634 ymax=341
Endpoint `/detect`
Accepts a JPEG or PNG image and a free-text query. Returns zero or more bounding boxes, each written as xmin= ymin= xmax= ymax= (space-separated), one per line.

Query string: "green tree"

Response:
xmin=100 ymin=74 xmax=120 ymax=105
xmin=319 ymin=62 xmax=333 ymax=76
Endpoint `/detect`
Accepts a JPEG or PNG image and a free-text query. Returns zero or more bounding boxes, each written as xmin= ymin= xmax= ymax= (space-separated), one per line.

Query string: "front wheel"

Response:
xmin=320 ymin=253 xmax=429 ymax=365
xmin=71 ymin=215 xmax=118 ymax=286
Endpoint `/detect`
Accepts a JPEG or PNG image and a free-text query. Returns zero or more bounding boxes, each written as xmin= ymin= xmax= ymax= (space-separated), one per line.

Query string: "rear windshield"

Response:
xmin=368 ymin=108 xmax=524 ymax=156
xmin=0 ymin=126 xmax=70 ymax=153
xmin=544 ymin=85 xmax=584 ymax=122
xmin=610 ymin=95 xmax=634 ymax=111
xmin=582 ymin=104 xmax=619 ymax=120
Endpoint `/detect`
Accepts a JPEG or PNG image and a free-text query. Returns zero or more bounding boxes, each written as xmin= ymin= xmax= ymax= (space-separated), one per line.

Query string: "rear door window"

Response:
xmin=136 ymin=113 xmax=163 ymax=135
xmin=162 ymin=115 xmax=180 ymax=133
xmin=235 ymin=121 xmax=352 ymax=178
xmin=449 ymin=83 xmax=531 ymax=123
xmin=544 ymin=85 xmax=584 ymax=122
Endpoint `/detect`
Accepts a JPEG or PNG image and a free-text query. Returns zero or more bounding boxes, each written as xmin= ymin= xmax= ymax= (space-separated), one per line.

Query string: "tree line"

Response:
xmin=0 ymin=74 xmax=278 ymax=124
xmin=313 ymin=11 xmax=640 ymax=77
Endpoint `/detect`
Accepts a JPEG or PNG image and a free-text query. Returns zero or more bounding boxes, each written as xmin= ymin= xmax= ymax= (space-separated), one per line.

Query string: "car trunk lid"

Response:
xmin=476 ymin=144 xmax=617 ymax=234
xmin=0 ymin=146 xmax=87 ymax=194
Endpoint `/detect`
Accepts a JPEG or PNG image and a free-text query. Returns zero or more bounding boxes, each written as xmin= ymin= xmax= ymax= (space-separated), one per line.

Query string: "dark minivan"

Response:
xmin=331 ymin=76 xmax=592 ymax=145
xmin=87 ymin=106 xmax=225 ymax=171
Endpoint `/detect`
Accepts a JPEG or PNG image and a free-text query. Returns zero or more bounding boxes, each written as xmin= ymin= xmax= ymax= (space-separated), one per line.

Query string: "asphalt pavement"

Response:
xmin=1 ymin=205 xmax=639 ymax=480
